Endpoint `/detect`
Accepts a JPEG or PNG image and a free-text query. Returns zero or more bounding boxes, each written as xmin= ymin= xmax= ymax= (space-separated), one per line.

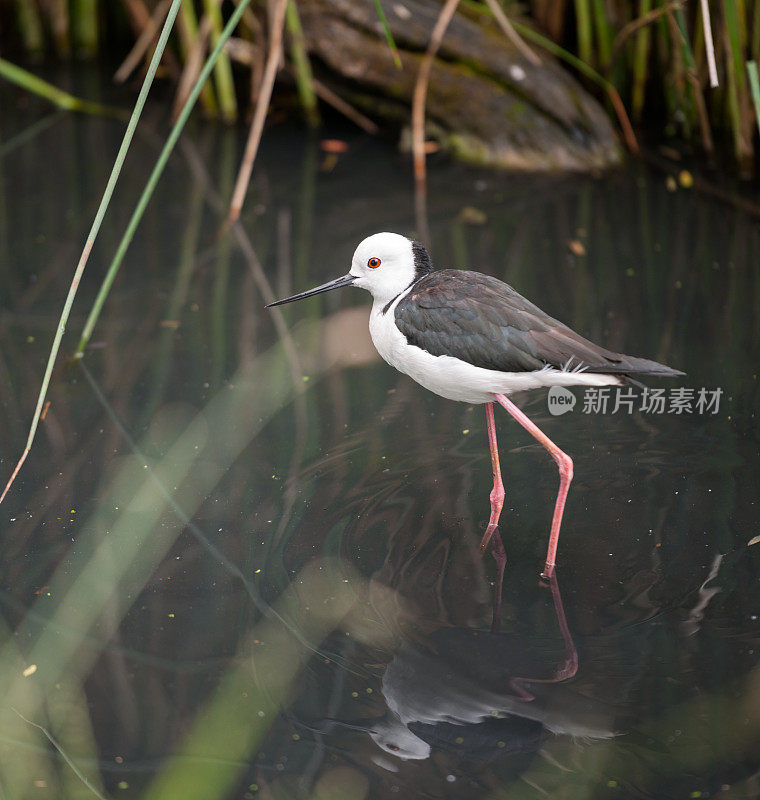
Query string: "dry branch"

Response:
xmin=227 ymin=0 xmax=289 ymax=225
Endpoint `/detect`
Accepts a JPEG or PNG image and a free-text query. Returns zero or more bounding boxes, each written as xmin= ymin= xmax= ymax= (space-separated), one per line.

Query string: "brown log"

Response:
xmin=297 ymin=0 xmax=621 ymax=171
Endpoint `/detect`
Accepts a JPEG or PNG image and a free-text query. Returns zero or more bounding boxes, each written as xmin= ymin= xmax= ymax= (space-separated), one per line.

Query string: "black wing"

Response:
xmin=394 ymin=270 xmax=683 ymax=377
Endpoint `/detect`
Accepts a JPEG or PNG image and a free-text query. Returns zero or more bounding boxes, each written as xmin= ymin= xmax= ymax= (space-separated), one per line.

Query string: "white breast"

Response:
xmin=368 ymin=294 xmax=621 ymax=405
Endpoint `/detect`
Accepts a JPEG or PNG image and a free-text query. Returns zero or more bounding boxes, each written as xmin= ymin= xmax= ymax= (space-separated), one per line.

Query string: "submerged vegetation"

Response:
xmin=2 ymin=0 xmax=760 ymax=172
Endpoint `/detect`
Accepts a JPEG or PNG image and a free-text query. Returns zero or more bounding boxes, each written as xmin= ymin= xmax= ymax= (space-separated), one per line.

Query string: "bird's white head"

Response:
xmin=266 ymin=232 xmax=433 ymax=310
xmin=349 ymin=232 xmax=426 ymax=306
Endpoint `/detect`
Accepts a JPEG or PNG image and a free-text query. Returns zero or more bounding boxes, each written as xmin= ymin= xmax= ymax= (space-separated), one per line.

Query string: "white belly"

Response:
xmin=368 ymin=296 xmax=621 ymax=405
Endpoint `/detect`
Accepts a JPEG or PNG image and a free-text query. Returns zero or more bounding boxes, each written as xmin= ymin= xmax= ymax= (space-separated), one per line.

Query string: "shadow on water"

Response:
xmin=1 ymin=89 xmax=759 ymax=798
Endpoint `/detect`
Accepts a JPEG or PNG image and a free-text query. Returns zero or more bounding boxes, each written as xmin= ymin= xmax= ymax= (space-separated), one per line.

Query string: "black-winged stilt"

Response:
xmin=268 ymin=232 xmax=683 ymax=577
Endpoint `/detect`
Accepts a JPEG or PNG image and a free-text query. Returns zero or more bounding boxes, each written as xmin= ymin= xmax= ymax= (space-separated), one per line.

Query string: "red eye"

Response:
xmin=368 ymin=257 xmax=381 ymax=269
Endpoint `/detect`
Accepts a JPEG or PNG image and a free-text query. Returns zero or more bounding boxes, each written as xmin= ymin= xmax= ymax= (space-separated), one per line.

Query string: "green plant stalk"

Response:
xmin=202 ymin=0 xmax=238 ymax=121
xmin=0 ymin=0 xmax=183 ymax=507
xmin=658 ymin=10 xmax=685 ymax=129
xmin=724 ymin=0 xmax=749 ymax=162
xmin=752 ymin=0 xmax=760 ymax=61
xmin=373 ymin=0 xmax=403 ymax=68
xmin=0 ymin=58 xmax=123 ymax=118
xmin=632 ymin=0 xmax=653 ymax=119
xmin=178 ymin=0 xmax=218 ymax=116
xmin=673 ymin=7 xmax=696 ymax=70
xmin=724 ymin=0 xmax=748 ymax=97
xmin=286 ymin=0 xmax=321 ymax=127
xmin=72 ymin=0 xmax=98 ymax=57
xmin=668 ymin=6 xmax=697 ymax=133
xmin=574 ymin=0 xmax=593 ymax=65
xmin=747 ymin=61 xmax=760 ymax=134
xmin=675 ymin=5 xmax=714 ymax=153
xmin=692 ymin=1 xmax=705 ymax=75
xmin=14 ymin=0 xmax=44 ymax=56
xmin=591 ymin=0 xmax=613 ymax=66
xmin=76 ymin=0 xmax=256 ymax=355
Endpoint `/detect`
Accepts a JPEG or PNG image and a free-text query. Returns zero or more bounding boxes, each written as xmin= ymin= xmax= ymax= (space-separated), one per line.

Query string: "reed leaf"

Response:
xmin=747 ymin=61 xmax=760 ymax=133
xmin=574 ymin=0 xmax=594 ymax=64
xmin=71 ymin=0 xmax=99 ymax=57
xmin=203 ymin=0 xmax=238 ymax=122
xmin=177 ymin=0 xmax=219 ymax=115
xmin=0 ymin=58 xmax=122 ymax=118
xmin=76 ymin=0 xmax=256 ymax=354
xmin=14 ymin=0 xmax=45 ymax=57
xmin=372 ymin=0 xmax=403 ymax=69
xmin=591 ymin=0 xmax=613 ymax=66
xmin=286 ymin=0 xmax=321 ymax=127
xmin=632 ymin=0 xmax=653 ymax=120
xmin=723 ymin=0 xmax=751 ymax=165
xmin=0 ymin=0 xmax=183 ymax=506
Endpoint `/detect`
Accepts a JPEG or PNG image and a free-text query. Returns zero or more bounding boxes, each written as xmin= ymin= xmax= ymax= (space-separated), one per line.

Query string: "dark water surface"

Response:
xmin=1 ymin=92 xmax=759 ymax=800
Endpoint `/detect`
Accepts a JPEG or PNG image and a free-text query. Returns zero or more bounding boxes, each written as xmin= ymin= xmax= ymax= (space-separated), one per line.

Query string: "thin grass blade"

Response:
xmin=0 ymin=0 xmax=184 ymax=507
xmin=286 ymin=0 xmax=321 ymax=127
xmin=373 ymin=0 xmax=403 ymax=69
xmin=76 ymin=0 xmax=257 ymax=353
xmin=747 ymin=60 xmax=760 ymax=133
xmin=0 ymin=57 xmax=123 ymax=118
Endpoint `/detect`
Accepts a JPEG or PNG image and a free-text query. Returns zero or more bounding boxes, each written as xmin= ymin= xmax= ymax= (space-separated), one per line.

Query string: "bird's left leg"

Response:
xmin=491 ymin=393 xmax=573 ymax=580
xmin=479 ymin=402 xmax=505 ymax=554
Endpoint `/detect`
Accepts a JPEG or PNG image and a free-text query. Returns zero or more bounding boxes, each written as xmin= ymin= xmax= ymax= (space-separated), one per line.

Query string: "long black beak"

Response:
xmin=266 ymin=273 xmax=356 ymax=308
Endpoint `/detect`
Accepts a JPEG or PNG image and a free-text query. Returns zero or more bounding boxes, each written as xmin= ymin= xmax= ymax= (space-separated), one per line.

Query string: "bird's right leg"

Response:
xmin=492 ymin=392 xmax=573 ymax=580
xmin=479 ymin=401 xmax=505 ymax=553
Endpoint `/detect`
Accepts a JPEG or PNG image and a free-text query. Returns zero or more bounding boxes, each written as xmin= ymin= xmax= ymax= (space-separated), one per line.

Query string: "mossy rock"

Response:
xmin=298 ymin=0 xmax=621 ymax=171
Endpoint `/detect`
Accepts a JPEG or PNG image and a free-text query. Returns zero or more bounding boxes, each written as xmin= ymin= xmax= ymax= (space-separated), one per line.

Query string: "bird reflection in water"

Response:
xmin=320 ymin=532 xmax=616 ymax=766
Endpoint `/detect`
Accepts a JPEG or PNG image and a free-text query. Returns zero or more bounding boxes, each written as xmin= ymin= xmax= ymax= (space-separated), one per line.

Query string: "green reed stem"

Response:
xmin=574 ymin=0 xmax=593 ymax=65
xmin=178 ymin=0 xmax=218 ymax=116
xmin=286 ymin=0 xmax=321 ymax=127
xmin=747 ymin=61 xmax=760 ymax=133
xmin=373 ymin=0 xmax=403 ymax=68
xmin=14 ymin=0 xmax=45 ymax=57
xmin=632 ymin=0 xmax=653 ymax=119
xmin=0 ymin=0 xmax=183 ymax=507
xmin=203 ymin=0 xmax=238 ymax=121
xmin=591 ymin=0 xmax=613 ymax=67
xmin=0 ymin=57 xmax=122 ymax=118
xmin=724 ymin=0 xmax=749 ymax=163
xmin=72 ymin=0 xmax=98 ymax=58
xmin=724 ymin=0 xmax=748 ymax=98
xmin=76 ymin=0 xmax=256 ymax=356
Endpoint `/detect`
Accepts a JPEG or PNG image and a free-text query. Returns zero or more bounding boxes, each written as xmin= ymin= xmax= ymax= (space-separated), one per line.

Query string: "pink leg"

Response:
xmin=479 ymin=402 xmax=505 ymax=553
xmin=492 ymin=393 xmax=573 ymax=580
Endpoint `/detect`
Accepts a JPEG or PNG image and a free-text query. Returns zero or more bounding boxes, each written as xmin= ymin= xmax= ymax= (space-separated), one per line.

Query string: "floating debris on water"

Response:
xmin=568 ymin=239 xmax=586 ymax=256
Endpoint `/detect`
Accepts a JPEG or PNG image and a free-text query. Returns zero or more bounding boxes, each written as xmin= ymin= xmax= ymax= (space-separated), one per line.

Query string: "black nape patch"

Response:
xmin=382 ymin=240 xmax=435 ymax=315
xmin=411 ymin=240 xmax=434 ymax=278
